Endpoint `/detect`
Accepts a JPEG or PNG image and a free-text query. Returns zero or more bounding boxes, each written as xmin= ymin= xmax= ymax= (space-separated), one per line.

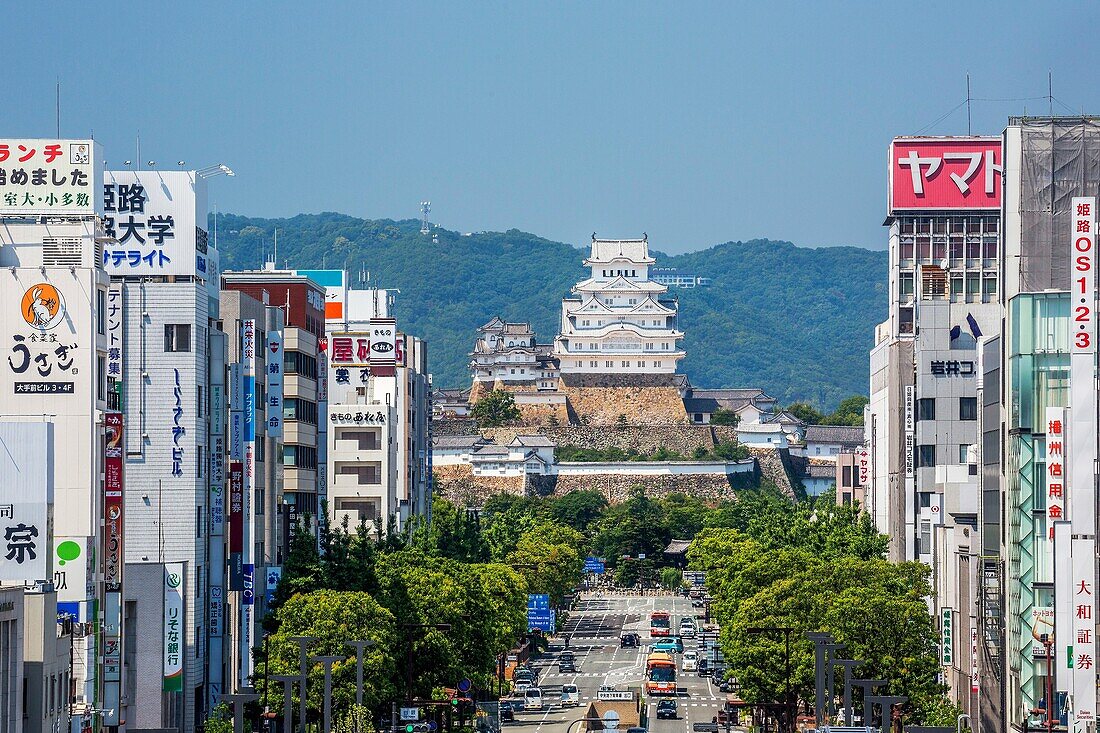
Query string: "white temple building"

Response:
xmin=469 ymin=317 xmax=559 ymax=390
xmin=553 ymin=235 xmax=685 ymax=374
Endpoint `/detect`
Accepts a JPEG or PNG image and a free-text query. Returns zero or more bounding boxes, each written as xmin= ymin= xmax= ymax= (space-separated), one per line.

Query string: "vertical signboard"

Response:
xmin=0 ymin=139 xmax=101 ymax=216
xmin=106 ymin=285 xmax=124 ymax=390
xmin=970 ymin=626 xmax=979 ymax=696
xmin=369 ymin=317 xmax=397 ymax=377
xmin=1071 ymin=538 xmax=1096 ymax=721
xmin=228 ymin=462 xmax=244 ymax=590
xmin=266 ymin=331 xmax=284 ymax=437
xmin=1055 ymin=521 xmax=1073 ymax=694
xmin=104 ymin=412 xmax=124 ymax=591
xmin=240 ymin=319 xmax=257 ymax=686
xmin=0 ymin=422 xmax=50 ymax=583
xmin=904 ymin=386 xmax=915 ymax=479
xmin=1046 ymin=408 xmax=1067 ymax=535
xmin=163 ymin=563 xmax=185 ymax=692
xmin=941 ymin=608 xmax=953 ymax=667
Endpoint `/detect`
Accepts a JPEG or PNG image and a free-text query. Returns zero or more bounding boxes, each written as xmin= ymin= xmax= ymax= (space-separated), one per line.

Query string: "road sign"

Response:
xmin=584 ymin=557 xmax=605 ymax=574
xmin=527 ymin=608 xmax=554 ymax=633
xmin=602 ymin=710 xmax=621 ymax=730
xmin=458 ymin=678 xmax=472 ymax=693
xmin=597 ymin=690 xmax=634 ymax=701
xmin=400 ymin=708 xmax=420 ymax=721
xmin=527 ymin=594 xmax=550 ymax=610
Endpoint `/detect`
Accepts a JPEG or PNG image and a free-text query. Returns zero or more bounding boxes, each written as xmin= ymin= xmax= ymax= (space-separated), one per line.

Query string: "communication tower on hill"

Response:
xmin=420 ymin=201 xmax=431 ymax=235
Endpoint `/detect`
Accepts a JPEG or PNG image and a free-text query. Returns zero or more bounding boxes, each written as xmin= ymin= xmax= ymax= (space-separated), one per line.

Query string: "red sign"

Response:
xmin=229 ymin=462 xmax=244 ymax=554
xmin=104 ymin=412 xmax=124 ymax=591
xmin=889 ymin=138 xmax=1002 ymax=212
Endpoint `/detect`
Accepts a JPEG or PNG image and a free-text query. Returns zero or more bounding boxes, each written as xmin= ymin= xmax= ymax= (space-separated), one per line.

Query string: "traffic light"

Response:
xmin=405 ymin=724 xmax=432 ymax=733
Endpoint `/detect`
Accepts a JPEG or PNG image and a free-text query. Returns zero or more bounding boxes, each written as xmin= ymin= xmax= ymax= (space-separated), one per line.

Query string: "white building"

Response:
xmin=323 ymin=285 xmax=432 ymax=533
xmin=554 ymin=236 xmax=685 ymax=374
xmin=469 ymin=318 xmax=559 ymax=391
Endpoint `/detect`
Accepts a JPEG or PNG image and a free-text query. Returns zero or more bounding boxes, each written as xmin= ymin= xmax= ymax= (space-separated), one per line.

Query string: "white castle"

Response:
xmin=553 ymin=235 xmax=685 ymax=374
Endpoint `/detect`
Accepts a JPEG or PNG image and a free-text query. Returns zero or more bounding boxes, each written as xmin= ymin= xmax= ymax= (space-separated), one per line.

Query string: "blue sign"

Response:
xmin=527 ymin=594 xmax=550 ymax=610
xmin=584 ymin=557 xmax=605 ymax=574
xmin=527 ymin=609 xmax=554 ymax=633
xmin=242 ymin=563 xmax=255 ymax=606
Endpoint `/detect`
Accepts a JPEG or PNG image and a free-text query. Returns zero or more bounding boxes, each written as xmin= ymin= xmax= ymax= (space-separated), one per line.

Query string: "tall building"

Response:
xmin=997 ymin=117 xmax=1100 ymax=731
xmin=324 ymin=287 xmax=432 ymax=532
xmin=554 ymin=235 xmax=685 ymax=374
xmin=866 ymin=136 xmax=1005 ymax=720
xmin=0 ymin=139 xmax=109 ymax=732
xmin=103 ymin=169 xmax=224 ymax=730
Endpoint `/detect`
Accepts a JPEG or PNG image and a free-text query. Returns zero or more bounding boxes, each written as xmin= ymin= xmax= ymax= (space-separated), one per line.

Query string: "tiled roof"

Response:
xmin=683 ymin=397 xmax=720 ymax=413
xmin=803 ymin=425 xmax=865 ymax=445
xmin=664 ymin=539 xmax=692 ymax=554
xmin=510 ymin=435 xmax=556 ymax=448
xmin=805 ymin=464 xmax=837 ymax=479
xmin=586 ymin=236 xmax=655 ymax=264
xmin=433 ymin=435 xmax=487 ymax=449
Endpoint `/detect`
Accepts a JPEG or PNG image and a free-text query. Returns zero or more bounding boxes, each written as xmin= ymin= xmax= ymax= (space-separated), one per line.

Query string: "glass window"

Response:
xmin=959 ymin=444 xmax=970 ymax=464
xmin=951 ymin=277 xmax=964 ymax=297
xmin=97 ymin=289 xmax=106 ymax=335
xmin=983 ymin=237 xmax=998 ymax=259
xmin=983 ymin=276 xmax=998 ymax=298
xmin=917 ymin=398 xmax=936 ymax=421
xmin=899 ymin=272 xmax=915 ymax=297
xmin=899 ymin=239 xmax=914 ymax=260
xmin=164 ymin=324 xmax=191 ymax=352
xmin=932 ymin=239 xmax=947 ymax=260
xmin=916 ymin=237 xmax=931 ymax=260
xmin=950 ymin=238 xmax=964 ymax=260
xmin=918 ymin=444 xmax=936 ymax=467
xmin=967 ymin=274 xmax=980 ymax=297
xmin=960 ymin=397 xmax=978 ymax=421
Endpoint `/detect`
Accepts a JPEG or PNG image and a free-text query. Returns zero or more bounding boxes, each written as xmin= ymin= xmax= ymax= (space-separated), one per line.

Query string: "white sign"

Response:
xmin=106 ymin=285 xmax=123 ymax=383
xmin=370 ymin=317 xmax=397 ymax=364
xmin=904 ymin=386 xmax=915 ymax=478
xmin=163 ymin=563 xmax=185 ymax=692
xmin=1045 ymin=408 xmax=1067 ymax=531
xmin=597 ymin=690 xmax=634 ymax=702
xmin=266 ymin=331 xmax=284 ymax=437
xmin=4 ymin=278 xmax=87 ymax=397
xmin=1054 ymin=522 xmax=1073 ymax=693
xmin=1071 ymin=537 xmax=1096 ymax=721
xmin=53 ymin=536 xmax=93 ymax=617
xmin=102 ymin=171 xmax=210 ymax=279
xmin=400 ymin=708 xmax=420 ymax=722
xmin=0 ymin=422 xmax=51 ymax=583
xmin=970 ymin=625 xmax=979 ymax=695
xmin=0 ymin=139 xmax=100 ymax=216
xmin=1071 ymin=197 xmax=1096 ymax=354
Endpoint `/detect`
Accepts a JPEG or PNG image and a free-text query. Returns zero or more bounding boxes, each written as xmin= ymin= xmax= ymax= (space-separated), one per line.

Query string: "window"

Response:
xmin=164 ymin=324 xmax=191 ymax=352
xmin=283 ymin=350 xmax=318 ymax=379
xmin=97 ymin=289 xmax=106 ymax=335
xmin=920 ymin=520 xmax=932 ymax=555
xmin=959 ymin=444 xmax=970 ymax=464
xmin=283 ymin=398 xmax=318 ymax=426
xmin=842 ymin=466 xmax=853 ymax=487
xmin=590 ymin=360 xmax=597 ymax=368
xmin=197 ymin=446 xmax=204 ymax=478
xmin=338 ymin=463 xmax=381 ymax=485
xmin=960 ymin=397 xmax=977 ymax=421
xmin=917 ymin=398 xmax=935 ymax=421
xmin=917 ymin=444 xmax=936 ymax=467
xmin=196 ymin=505 xmax=203 ymax=538
xmin=197 ymin=386 xmax=204 ymax=418
xmin=97 ymin=355 xmax=106 ymax=401
xmin=899 ymin=273 xmax=914 ymax=297
xmin=335 ymin=497 xmax=380 ymax=522
xmin=337 ymin=429 xmax=380 ymax=450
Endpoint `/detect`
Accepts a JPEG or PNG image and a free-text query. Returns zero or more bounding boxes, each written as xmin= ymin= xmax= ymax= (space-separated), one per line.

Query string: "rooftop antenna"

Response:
xmin=55 ymin=78 xmax=60 ymax=137
xmin=273 ymin=227 xmax=278 ymax=267
xmin=1048 ymin=70 xmax=1053 ymax=118
xmin=420 ymin=201 xmax=431 ymax=235
xmin=966 ymin=73 xmax=971 ymax=135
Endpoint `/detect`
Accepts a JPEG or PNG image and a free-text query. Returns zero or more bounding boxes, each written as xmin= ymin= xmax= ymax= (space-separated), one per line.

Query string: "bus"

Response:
xmin=645 ymin=652 xmax=677 ymax=695
xmin=650 ymin=611 xmax=671 ymax=637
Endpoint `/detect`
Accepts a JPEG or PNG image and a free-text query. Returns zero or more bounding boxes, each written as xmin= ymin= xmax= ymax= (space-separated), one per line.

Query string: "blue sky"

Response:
xmin=7 ymin=2 xmax=1099 ymax=253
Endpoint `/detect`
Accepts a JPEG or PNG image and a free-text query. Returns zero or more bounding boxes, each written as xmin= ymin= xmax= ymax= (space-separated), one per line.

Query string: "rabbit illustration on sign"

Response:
xmin=28 ymin=287 xmax=56 ymax=328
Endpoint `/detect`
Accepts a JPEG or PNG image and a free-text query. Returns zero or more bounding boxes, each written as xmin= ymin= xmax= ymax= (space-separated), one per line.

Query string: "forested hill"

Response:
xmin=212 ymin=212 xmax=887 ymax=408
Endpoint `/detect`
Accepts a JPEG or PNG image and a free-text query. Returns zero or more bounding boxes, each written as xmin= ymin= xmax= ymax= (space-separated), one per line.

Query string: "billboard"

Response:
xmin=163 ymin=563 xmax=185 ymax=692
xmin=102 ymin=171 xmax=213 ymax=279
xmin=104 ymin=411 xmax=124 ymax=590
xmin=266 ymin=331 xmax=284 ymax=437
xmin=0 ymin=139 xmax=101 ymax=216
xmin=3 ymin=278 xmax=88 ymax=397
xmin=889 ymin=138 xmax=1002 ymax=212
xmin=0 ymin=422 xmax=52 ymax=583
xmin=295 ymin=269 xmax=347 ymax=323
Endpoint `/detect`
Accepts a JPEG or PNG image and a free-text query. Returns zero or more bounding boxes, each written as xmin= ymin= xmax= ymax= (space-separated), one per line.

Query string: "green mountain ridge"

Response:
xmin=212 ymin=212 xmax=887 ymax=407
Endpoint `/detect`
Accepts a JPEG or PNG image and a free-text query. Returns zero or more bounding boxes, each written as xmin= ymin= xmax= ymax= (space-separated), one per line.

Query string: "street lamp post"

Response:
xmin=747 ymin=627 xmax=794 ymax=733
xmin=850 ymin=679 xmax=886 ymax=728
xmin=223 ymin=689 xmax=261 ymax=733
xmin=271 ymin=676 xmax=298 ymax=733
xmin=824 ymin=642 xmax=846 ymax=722
xmin=289 ymin=636 xmax=316 ymax=733
xmin=807 ymin=633 xmax=834 ymax=727
xmin=866 ymin=695 xmax=907 ymax=733
xmin=312 ymin=655 xmax=344 ymax=733
xmin=346 ymin=640 xmax=377 ymax=707
xmin=832 ymin=659 xmax=864 ymax=726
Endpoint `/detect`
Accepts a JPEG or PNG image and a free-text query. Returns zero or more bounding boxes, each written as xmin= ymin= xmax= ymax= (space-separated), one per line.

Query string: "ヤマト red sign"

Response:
xmin=103 ymin=411 xmax=124 ymax=591
xmin=889 ymin=138 xmax=1002 ymax=212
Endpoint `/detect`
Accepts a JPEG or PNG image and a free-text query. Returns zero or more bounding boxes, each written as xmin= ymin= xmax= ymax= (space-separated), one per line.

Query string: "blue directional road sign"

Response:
xmin=584 ymin=557 xmax=605 ymax=574
xmin=527 ymin=607 xmax=555 ymax=633
xmin=527 ymin=594 xmax=550 ymax=610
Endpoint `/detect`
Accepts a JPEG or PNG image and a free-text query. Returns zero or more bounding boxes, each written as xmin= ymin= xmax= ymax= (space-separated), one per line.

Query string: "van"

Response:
xmin=513 ymin=672 xmax=533 ymax=694
xmin=524 ymin=687 xmax=543 ymax=711
xmin=682 ymin=650 xmax=698 ymax=672
xmin=561 ymin=684 xmax=580 ymax=707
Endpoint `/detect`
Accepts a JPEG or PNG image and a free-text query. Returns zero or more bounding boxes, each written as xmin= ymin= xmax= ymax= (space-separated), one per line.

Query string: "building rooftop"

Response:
xmin=432 ymin=435 xmax=487 ymax=449
xmin=803 ymin=425 xmax=866 ymax=445
xmin=585 ymin=235 xmax=656 ymax=265
xmin=804 ymin=464 xmax=837 ymax=479
xmin=510 ymin=435 xmax=556 ymax=448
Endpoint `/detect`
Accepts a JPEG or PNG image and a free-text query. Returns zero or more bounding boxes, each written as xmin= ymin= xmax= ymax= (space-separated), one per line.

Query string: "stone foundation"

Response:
xmin=529 ymin=471 xmax=757 ymax=504
xmin=433 ymin=464 xmax=526 ymax=504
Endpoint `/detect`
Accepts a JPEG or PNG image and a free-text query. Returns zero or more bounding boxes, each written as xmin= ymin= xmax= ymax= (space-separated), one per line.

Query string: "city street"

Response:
xmin=508 ymin=592 xmax=733 ymax=733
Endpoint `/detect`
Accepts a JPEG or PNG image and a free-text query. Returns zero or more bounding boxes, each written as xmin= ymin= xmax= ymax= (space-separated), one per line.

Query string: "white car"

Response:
xmin=561 ymin=684 xmax=580 ymax=707
xmin=525 ymin=687 xmax=543 ymax=711
xmin=682 ymin=650 xmax=698 ymax=672
xmin=679 ymin=621 xmax=697 ymax=638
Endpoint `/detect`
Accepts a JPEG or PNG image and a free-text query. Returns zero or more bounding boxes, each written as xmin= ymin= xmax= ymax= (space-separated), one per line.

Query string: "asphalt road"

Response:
xmin=506 ymin=592 xmax=731 ymax=733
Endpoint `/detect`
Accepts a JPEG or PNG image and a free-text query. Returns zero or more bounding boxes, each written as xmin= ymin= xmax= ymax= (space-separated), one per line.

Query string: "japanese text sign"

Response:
xmin=266 ymin=331 xmax=283 ymax=438
xmin=106 ymin=286 xmax=124 ymax=383
xmin=1071 ymin=197 xmax=1096 ymax=354
xmin=163 ymin=563 xmax=184 ymax=692
xmin=0 ymin=422 xmax=50 ymax=583
xmin=1045 ymin=408 xmax=1067 ymax=537
xmin=104 ymin=412 xmax=124 ymax=590
xmin=889 ymin=138 xmax=1002 ymax=212
xmin=1071 ymin=537 xmax=1096 ymax=720
xmin=102 ymin=171 xmax=208 ymax=278
xmin=0 ymin=139 xmax=100 ymax=216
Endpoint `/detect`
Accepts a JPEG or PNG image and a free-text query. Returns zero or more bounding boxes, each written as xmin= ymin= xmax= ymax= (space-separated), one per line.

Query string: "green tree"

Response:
xmin=507 ymin=523 xmax=584 ymax=607
xmin=825 ymin=395 xmax=869 ymax=426
xmin=659 ymin=567 xmax=684 ymax=590
xmin=709 ymin=408 xmax=740 ymax=426
xmin=786 ymin=402 xmax=824 ymax=425
xmin=591 ymin=487 xmax=669 ymax=562
xmin=550 ymin=490 xmax=609 ymax=533
xmin=262 ymin=591 xmax=397 ymax=716
xmin=470 ymin=390 xmax=521 ymax=427
xmin=272 ymin=515 xmax=323 ymax=609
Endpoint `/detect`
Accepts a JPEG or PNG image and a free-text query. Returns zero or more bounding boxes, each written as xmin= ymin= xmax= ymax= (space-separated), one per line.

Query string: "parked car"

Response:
xmin=561 ymin=684 xmax=580 ymax=707
xmin=656 ymin=700 xmax=678 ymax=719
xmin=524 ymin=688 xmax=543 ymax=711
xmin=499 ymin=701 xmax=515 ymax=722
xmin=698 ymin=658 xmax=711 ymax=677
xmin=620 ymin=632 xmax=640 ymax=648
xmin=682 ymin=650 xmax=698 ymax=672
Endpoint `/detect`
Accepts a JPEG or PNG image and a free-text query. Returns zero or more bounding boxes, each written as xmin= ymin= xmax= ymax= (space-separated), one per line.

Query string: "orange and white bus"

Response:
xmin=645 ymin=652 xmax=677 ymax=695
xmin=649 ymin=611 xmax=671 ymax=637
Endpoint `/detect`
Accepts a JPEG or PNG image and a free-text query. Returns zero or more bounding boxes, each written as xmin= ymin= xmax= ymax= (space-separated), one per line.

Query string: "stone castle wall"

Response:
xmin=529 ymin=473 xmax=750 ymax=504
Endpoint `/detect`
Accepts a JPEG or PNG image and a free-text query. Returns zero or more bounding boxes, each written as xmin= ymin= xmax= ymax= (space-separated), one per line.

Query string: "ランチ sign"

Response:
xmin=0 ymin=139 xmax=101 ymax=216
xmin=889 ymin=138 xmax=1002 ymax=212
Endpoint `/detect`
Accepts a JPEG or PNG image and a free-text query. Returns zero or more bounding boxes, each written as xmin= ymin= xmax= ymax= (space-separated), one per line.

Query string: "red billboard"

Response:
xmin=889 ymin=138 xmax=1002 ymax=212
xmin=104 ymin=411 xmax=124 ymax=591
